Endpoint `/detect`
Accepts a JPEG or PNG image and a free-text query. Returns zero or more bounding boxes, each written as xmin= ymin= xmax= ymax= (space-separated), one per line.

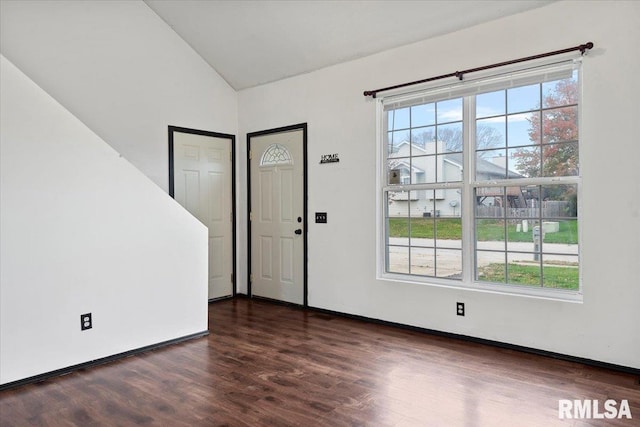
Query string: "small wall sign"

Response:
xmin=320 ymin=153 xmax=339 ymax=164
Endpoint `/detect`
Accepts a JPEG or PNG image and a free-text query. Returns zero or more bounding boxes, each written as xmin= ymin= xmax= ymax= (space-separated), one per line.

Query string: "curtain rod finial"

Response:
xmin=580 ymin=42 xmax=594 ymax=54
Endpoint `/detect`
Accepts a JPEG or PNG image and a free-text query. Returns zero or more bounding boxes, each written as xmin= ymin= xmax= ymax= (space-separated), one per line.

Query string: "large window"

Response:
xmin=379 ymin=61 xmax=581 ymax=298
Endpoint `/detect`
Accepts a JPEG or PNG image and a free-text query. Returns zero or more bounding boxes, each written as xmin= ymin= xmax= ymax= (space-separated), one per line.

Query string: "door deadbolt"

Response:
xmin=295 ymin=229 xmax=302 ymax=235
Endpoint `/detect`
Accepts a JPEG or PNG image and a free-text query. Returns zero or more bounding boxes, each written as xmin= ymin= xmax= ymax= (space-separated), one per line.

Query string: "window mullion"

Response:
xmin=462 ymin=95 xmax=475 ymax=283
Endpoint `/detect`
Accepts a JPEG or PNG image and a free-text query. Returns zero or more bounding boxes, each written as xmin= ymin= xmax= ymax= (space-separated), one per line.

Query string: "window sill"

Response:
xmin=378 ymin=272 xmax=583 ymax=303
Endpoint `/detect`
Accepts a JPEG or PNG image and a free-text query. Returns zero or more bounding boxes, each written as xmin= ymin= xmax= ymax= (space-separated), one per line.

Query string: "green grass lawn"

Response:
xmin=388 ymin=218 xmax=462 ymax=239
xmin=388 ymin=217 xmax=578 ymax=244
xmin=478 ymin=219 xmax=578 ymax=244
xmin=478 ymin=263 xmax=579 ymax=290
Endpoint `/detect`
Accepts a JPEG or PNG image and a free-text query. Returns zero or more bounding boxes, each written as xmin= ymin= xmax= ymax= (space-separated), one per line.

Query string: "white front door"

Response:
xmin=249 ymin=125 xmax=305 ymax=305
xmin=172 ymin=128 xmax=234 ymax=300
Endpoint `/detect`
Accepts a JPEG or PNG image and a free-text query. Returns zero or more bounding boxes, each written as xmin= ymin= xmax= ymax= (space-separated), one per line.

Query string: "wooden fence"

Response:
xmin=476 ymin=201 xmax=571 ymax=218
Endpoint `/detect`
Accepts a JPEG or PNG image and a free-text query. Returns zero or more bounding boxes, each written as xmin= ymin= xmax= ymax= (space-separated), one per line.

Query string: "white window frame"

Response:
xmin=376 ymin=58 xmax=583 ymax=302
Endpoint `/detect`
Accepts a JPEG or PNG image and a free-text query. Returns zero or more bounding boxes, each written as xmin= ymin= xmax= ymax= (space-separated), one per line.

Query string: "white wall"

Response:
xmin=2 ymin=0 xmax=636 ymax=374
xmin=0 ymin=0 xmax=237 ymax=386
xmin=239 ymin=1 xmax=640 ymax=368
xmin=0 ymin=55 xmax=209 ymax=385
xmin=0 ymin=0 xmax=238 ymax=191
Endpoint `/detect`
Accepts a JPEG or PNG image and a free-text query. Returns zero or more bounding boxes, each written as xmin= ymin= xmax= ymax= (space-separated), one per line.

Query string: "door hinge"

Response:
xmin=250 ymin=274 xmax=253 ymax=283
xmin=248 ymin=150 xmax=252 ymax=160
xmin=229 ymin=150 xmax=233 ymax=161
xmin=231 ymin=273 xmax=234 ymax=283
xmin=249 ymin=211 xmax=253 ymax=221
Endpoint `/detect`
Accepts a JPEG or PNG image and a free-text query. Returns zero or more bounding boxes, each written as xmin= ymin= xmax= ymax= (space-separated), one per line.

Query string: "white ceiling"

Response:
xmin=145 ymin=0 xmax=555 ymax=91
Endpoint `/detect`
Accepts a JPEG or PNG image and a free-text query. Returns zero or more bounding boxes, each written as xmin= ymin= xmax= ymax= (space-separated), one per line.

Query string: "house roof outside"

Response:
xmin=392 ymin=141 xmax=523 ymax=179
xmin=444 ymin=152 xmax=523 ymax=179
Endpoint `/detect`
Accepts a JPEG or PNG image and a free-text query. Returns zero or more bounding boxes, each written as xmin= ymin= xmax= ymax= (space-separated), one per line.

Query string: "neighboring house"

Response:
xmin=388 ymin=141 xmax=522 ymax=217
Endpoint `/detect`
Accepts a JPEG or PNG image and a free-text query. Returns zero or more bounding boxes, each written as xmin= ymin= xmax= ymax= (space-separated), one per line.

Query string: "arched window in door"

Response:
xmin=260 ymin=144 xmax=293 ymax=166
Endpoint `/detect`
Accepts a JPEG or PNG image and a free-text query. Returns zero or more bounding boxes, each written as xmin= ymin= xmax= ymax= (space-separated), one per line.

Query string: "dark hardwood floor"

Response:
xmin=1 ymin=298 xmax=638 ymax=426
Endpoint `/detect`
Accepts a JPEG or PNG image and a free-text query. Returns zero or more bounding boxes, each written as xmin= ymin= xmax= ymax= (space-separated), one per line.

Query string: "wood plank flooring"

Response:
xmin=1 ymin=298 xmax=638 ymax=426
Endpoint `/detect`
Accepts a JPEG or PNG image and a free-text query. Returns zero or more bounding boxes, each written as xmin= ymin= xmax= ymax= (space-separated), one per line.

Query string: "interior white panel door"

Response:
xmin=250 ymin=128 xmax=304 ymax=304
xmin=174 ymin=131 xmax=233 ymax=299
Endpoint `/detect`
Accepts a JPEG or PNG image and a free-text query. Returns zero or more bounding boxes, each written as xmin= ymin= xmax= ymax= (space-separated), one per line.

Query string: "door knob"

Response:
xmin=295 ymin=229 xmax=302 ymax=235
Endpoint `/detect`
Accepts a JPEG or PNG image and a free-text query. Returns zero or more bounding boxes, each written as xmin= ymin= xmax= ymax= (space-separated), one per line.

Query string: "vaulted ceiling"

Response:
xmin=145 ymin=0 xmax=555 ymax=90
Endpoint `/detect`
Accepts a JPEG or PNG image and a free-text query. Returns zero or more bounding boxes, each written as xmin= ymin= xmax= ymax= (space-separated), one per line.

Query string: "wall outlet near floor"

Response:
xmin=456 ymin=302 xmax=465 ymax=316
xmin=81 ymin=313 xmax=92 ymax=330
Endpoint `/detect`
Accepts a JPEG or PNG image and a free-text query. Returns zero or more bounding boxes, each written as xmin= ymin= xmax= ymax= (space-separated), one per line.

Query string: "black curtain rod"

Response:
xmin=363 ymin=42 xmax=594 ymax=98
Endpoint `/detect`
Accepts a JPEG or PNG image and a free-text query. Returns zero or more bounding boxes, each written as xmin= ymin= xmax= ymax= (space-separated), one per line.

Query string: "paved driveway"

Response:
xmin=387 ymin=237 xmax=578 ymax=276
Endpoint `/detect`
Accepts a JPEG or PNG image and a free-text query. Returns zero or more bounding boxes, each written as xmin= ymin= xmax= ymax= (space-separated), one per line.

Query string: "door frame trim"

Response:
xmin=247 ymin=123 xmax=308 ymax=307
xmin=168 ymin=125 xmax=237 ymax=298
